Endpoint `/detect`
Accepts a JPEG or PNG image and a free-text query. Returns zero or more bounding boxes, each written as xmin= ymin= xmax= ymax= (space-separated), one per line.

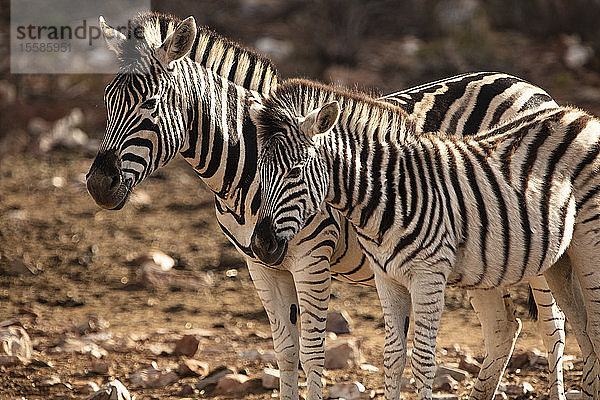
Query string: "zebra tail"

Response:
xmin=528 ymin=285 xmax=538 ymax=321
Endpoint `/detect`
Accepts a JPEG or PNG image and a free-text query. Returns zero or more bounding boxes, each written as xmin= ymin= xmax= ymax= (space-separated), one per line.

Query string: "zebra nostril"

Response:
xmin=266 ymin=237 xmax=278 ymax=254
xmin=109 ymin=174 xmax=121 ymax=191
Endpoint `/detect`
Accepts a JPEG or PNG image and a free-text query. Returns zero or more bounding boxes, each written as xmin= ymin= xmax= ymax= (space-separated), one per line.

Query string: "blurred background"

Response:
xmin=1 ymin=1 xmax=600 ymax=399
xmin=2 ymin=0 xmax=600 ymax=148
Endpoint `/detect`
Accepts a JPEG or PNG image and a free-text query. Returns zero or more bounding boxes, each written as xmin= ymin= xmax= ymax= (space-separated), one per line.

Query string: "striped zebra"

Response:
xmin=249 ymin=79 xmax=600 ymax=400
xmin=84 ymin=12 xmax=582 ymax=400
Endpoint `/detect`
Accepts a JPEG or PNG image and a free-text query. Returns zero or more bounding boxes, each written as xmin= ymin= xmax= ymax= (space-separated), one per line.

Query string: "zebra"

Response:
xmin=84 ymin=12 xmax=583 ymax=400
xmin=249 ymin=78 xmax=600 ymax=400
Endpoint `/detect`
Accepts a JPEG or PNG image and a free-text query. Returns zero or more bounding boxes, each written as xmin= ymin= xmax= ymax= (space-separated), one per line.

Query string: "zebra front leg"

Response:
xmin=292 ymin=260 xmax=331 ymax=400
xmin=529 ymin=275 xmax=567 ymax=400
xmin=409 ymin=271 xmax=447 ymax=400
xmin=374 ymin=272 xmax=412 ymax=400
xmin=247 ymin=261 xmax=300 ymax=400
xmin=545 ymin=255 xmax=599 ymax=400
xmin=468 ymin=288 xmax=522 ymax=400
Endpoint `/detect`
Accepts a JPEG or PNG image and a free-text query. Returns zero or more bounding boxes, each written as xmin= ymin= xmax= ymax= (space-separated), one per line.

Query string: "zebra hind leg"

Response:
xmin=247 ymin=262 xmax=300 ymax=400
xmin=373 ymin=271 xmax=412 ymax=400
xmin=467 ymin=288 xmax=522 ymax=400
xmin=545 ymin=254 xmax=599 ymax=400
xmin=529 ymin=274 xmax=567 ymax=400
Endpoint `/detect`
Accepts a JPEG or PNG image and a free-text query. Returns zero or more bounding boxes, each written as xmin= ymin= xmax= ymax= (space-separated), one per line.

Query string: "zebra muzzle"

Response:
xmin=86 ymin=151 xmax=131 ymax=210
xmin=251 ymin=218 xmax=288 ymax=265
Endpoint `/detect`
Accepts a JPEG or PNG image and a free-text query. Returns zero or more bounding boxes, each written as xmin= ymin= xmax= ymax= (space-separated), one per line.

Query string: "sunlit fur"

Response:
xmin=94 ymin=18 xmax=581 ymax=399
xmin=254 ymin=79 xmax=600 ymax=399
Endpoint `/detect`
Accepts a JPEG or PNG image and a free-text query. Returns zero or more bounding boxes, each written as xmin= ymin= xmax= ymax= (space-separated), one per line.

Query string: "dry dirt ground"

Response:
xmin=0 ymin=150 xmax=586 ymax=399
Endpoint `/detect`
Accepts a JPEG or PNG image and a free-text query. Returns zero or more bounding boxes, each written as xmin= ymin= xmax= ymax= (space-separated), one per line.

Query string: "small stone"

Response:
xmin=432 ymin=394 xmax=459 ymax=400
xmin=2 ymin=259 xmax=36 ymax=276
xmin=195 ymin=366 xmax=236 ymax=390
xmin=77 ymin=381 xmax=100 ymax=394
xmin=30 ymin=358 xmax=53 ymax=368
xmin=504 ymin=382 xmax=534 ymax=396
xmin=493 ymin=393 xmax=508 ymax=400
xmin=139 ymin=251 xmax=212 ymax=290
xmin=359 ymin=364 xmax=379 ymax=372
xmin=508 ymin=351 xmax=531 ymax=369
xmin=458 ymin=354 xmax=481 ymax=374
xmin=0 ymin=326 xmax=32 ymax=365
xmin=72 ymin=315 xmax=110 ymax=335
xmin=261 ymin=368 xmax=280 ymax=389
xmin=324 ymin=339 xmax=361 ymax=369
xmin=326 ymin=310 xmax=353 ymax=334
xmin=328 ymin=381 xmax=368 ymax=399
xmin=173 ymin=334 xmax=200 ymax=357
xmin=566 ymin=390 xmax=583 ymax=400
xmin=177 ymin=358 xmax=209 ymax=377
xmin=179 ymin=383 xmax=198 ymax=396
xmin=238 ymin=348 xmax=277 ymax=364
xmin=435 ymin=365 xmax=469 ymax=382
xmin=433 ymin=374 xmax=458 ymax=392
xmin=84 ymin=379 xmax=131 ymax=400
xmin=400 ymin=376 xmax=416 ymax=392
xmin=50 ymin=338 xmax=107 ymax=359
xmin=129 ymin=365 xmax=179 ymax=388
xmin=90 ymin=360 xmax=112 ymax=375
xmin=213 ymin=373 xmax=251 ymax=395
xmin=39 ymin=375 xmax=62 ymax=387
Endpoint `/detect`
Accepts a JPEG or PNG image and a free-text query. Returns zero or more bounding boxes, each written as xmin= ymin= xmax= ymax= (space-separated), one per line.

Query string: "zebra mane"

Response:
xmin=259 ymin=79 xmax=416 ymax=144
xmin=118 ymin=12 xmax=278 ymax=96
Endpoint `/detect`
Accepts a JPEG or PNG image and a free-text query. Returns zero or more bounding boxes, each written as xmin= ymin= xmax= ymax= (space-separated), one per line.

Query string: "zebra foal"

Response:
xmin=249 ymin=79 xmax=600 ymax=399
xmin=85 ymin=12 xmax=584 ymax=400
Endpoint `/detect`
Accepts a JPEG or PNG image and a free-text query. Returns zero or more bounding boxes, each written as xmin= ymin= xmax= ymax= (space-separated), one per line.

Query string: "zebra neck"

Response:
xmin=179 ymin=63 xmax=259 ymax=210
xmin=321 ymin=116 xmax=420 ymax=241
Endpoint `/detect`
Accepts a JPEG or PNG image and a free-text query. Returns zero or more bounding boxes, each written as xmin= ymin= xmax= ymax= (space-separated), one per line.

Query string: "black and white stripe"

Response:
xmin=88 ymin=12 xmax=581 ymax=400
xmin=251 ymin=79 xmax=600 ymax=399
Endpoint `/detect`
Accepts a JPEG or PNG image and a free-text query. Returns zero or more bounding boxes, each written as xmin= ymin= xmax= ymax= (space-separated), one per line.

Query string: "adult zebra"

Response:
xmin=249 ymin=78 xmax=600 ymax=399
xmin=85 ymin=12 xmax=583 ymax=400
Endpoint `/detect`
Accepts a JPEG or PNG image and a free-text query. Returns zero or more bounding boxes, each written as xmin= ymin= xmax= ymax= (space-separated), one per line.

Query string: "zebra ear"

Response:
xmin=157 ymin=16 xmax=197 ymax=66
xmin=302 ymin=101 xmax=340 ymax=139
xmin=99 ymin=16 xmax=126 ymax=56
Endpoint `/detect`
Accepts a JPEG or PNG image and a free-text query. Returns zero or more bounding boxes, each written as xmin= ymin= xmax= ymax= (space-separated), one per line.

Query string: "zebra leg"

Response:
xmin=409 ymin=272 xmax=447 ymax=400
xmin=545 ymin=254 xmax=599 ymax=400
xmin=247 ymin=261 xmax=300 ymax=400
xmin=291 ymin=261 xmax=331 ymax=400
xmin=373 ymin=271 xmax=412 ymax=400
xmin=529 ymin=275 xmax=567 ymax=400
xmin=467 ymin=288 xmax=522 ymax=400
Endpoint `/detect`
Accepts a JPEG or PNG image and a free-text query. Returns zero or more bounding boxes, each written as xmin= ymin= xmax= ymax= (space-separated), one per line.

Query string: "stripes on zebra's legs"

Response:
xmin=291 ymin=258 xmax=331 ymax=400
xmin=545 ymin=255 xmax=599 ymax=400
xmin=467 ymin=288 xmax=521 ymax=400
xmin=246 ymin=262 xmax=300 ymax=400
xmin=373 ymin=271 xmax=412 ymax=400
xmin=408 ymin=270 xmax=448 ymax=400
xmin=567 ymin=212 xmax=600 ymax=400
xmin=529 ymin=274 xmax=567 ymax=400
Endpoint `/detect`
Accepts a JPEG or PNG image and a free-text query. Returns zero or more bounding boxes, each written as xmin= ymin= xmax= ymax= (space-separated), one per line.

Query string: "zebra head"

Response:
xmin=87 ymin=14 xmax=196 ymax=209
xmin=249 ymin=99 xmax=340 ymax=265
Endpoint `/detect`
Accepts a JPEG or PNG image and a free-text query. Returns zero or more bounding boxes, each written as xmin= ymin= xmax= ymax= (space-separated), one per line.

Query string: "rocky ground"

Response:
xmin=2 ymin=2 xmax=600 ymax=399
xmin=0 ymin=148 xmax=587 ymax=400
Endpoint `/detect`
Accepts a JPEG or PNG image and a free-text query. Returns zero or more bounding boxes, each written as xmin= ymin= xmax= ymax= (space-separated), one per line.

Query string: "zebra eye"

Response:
xmin=287 ymin=166 xmax=302 ymax=179
xmin=140 ymin=98 xmax=158 ymax=111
